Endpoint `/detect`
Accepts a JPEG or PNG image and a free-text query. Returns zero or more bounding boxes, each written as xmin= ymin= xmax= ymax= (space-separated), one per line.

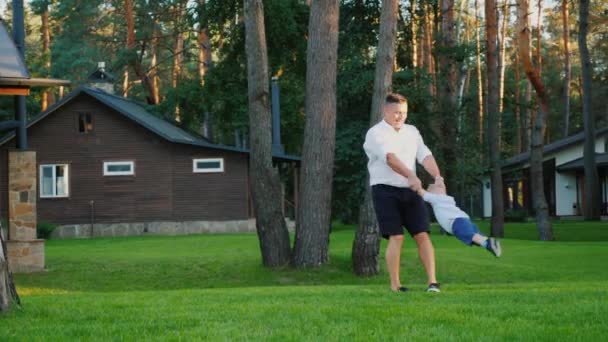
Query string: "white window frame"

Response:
xmin=193 ymin=158 xmax=224 ymax=173
xmin=103 ymin=161 xmax=135 ymax=176
xmin=39 ymin=164 xmax=70 ymax=198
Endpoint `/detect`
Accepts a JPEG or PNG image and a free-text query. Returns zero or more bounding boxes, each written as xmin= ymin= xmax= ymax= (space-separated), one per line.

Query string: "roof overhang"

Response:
xmin=556 ymin=153 xmax=608 ymax=172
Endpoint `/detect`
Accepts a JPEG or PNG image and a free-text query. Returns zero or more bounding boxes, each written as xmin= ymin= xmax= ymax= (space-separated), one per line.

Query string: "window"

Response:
xmin=78 ymin=112 xmax=93 ymax=133
xmin=103 ymin=161 xmax=135 ymax=176
xmin=40 ymin=164 xmax=69 ymax=198
xmin=193 ymin=158 xmax=224 ymax=173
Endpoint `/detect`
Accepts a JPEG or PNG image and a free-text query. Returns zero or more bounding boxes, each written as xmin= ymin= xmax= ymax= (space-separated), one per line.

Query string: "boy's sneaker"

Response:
xmin=427 ymin=283 xmax=441 ymax=293
xmin=486 ymin=238 xmax=502 ymax=257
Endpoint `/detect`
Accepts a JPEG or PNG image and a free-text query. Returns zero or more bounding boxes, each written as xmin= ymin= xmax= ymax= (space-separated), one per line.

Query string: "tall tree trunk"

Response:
xmin=150 ymin=19 xmax=161 ymax=104
xmin=424 ymin=2 xmax=436 ymax=97
xmin=124 ymin=0 xmax=158 ymax=104
xmin=198 ymin=0 xmax=211 ymax=86
xmin=579 ymin=0 xmax=601 ymax=220
xmin=486 ymin=0 xmax=504 ymax=237
xmin=411 ymin=0 xmax=418 ymax=68
xmin=172 ymin=2 xmax=185 ymax=121
xmin=515 ymin=40 xmax=522 ymax=153
xmin=523 ymin=75 xmax=532 ymax=150
xmin=353 ymin=0 xmax=398 ymax=277
xmin=561 ymin=0 xmax=570 ymax=138
xmin=498 ymin=0 xmax=508 ymax=113
xmin=294 ymin=0 xmax=340 ymax=267
xmin=40 ymin=4 xmax=54 ymax=110
xmin=475 ymin=0 xmax=483 ymax=145
xmin=243 ymin=0 xmax=292 ymax=267
xmin=517 ymin=0 xmax=553 ymax=240
xmin=536 ymin=0 xmax=542 ymax=74
xmin=437 ymin=0 xmax=458 ymax=190
xmin=0 ymin=228 xmax=20 ymax=312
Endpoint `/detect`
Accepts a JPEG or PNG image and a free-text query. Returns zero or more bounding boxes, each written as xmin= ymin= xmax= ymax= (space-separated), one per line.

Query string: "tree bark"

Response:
xmin=498 ymin=1 xmax=508 ymax=114
xmin=198 ymin=0 xmax=212 ymax=86
xmin=486 ymin=0 xmax=504 ymax=237
xmin=561 ymin=0 xmax=570 ymax=138
xmin=243 ymin=0 xmax=292 ymax=267
xmin=40 ymin=4 xmax=54 ymax=110
xmin=172 ymin=2 xmax=185 ymax=121
xmin=515 ymin=38 xmax=522 ymax=153
xmin=475 ymin=0 xmax=484 ymax=145
xmin=579 ymin=0 xmax=601 ymax=220
xmin=353 ymin=0 xmax=398 ymax=277
xmin=517 ymin=0 xmax=553 ymax=240
xmin=294 ymin=0 xmax=340 ymax=267
xmin=0 ymin=228 xmax=19 ymax=312
xmin=436 ymin=0 xmax=458 ymax=189
xmin=150 ymin=18 xmax=161 ymax=104
xmin=536 ymin=0 xmax=542 ymax=74
xmin=124 ymin=0 xmax=158 ymax=104
xmin=411 ymin=0 xmax=418 ymax=68
xmin=424 ymin=2 xmax=436 ymax=97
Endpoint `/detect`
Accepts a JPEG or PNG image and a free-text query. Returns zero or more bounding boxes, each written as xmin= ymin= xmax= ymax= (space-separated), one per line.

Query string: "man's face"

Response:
xmin=383 ymin=102 xmax=408 ymax=130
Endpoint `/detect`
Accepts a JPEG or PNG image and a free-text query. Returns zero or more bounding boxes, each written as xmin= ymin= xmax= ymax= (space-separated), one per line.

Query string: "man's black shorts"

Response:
xmin=371 ymin=184 xmax=430 ymax=239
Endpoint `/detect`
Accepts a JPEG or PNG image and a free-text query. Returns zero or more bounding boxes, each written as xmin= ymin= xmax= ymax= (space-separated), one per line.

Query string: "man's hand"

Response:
xmin=408 ymin=175 xmax=422 ymax=192
xmin=434 ymin=176 xmax=445 ymax=186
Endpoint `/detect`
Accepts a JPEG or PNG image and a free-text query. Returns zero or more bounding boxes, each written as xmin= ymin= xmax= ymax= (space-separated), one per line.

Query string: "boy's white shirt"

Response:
xmin=422 ymin=192 xmax=469 ymax=233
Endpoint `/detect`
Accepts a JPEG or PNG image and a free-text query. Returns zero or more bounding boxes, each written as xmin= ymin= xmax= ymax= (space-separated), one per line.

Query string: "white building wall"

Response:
xmin=483 ymin=177 xmax=492 ymax=218
xmin=485 ymin=134 xmax=607 ymax=218
xmin=555 ymin=172 xmax=577 ymax=215
xmin=553 ymin=136 xmax=607 ymax=216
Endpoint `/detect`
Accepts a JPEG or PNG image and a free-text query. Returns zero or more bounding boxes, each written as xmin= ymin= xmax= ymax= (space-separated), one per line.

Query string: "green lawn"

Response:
xmin=2 ymin=222 xmax=608 ymax=340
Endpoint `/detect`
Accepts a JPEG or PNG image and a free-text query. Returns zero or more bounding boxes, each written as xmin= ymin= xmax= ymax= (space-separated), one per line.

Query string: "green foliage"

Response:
xmin=504 ymin=209 xmax=529 ymax=223
xmin=36 ymin=221 xmax=58 ymax=239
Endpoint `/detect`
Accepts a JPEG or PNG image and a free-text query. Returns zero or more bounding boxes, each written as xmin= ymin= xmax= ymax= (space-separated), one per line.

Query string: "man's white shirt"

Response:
xmin=363 ymin=120 xmax=432 ymax=188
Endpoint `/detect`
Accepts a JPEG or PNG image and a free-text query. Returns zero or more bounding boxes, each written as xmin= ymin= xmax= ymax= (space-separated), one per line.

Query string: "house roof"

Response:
xmin=556 ymin=153 xmax=608 ymax=172
xmin=0 ymin=85 xmax=301 ymax=162
xmin=501 ymin=127 xmax=608 ymax=171
xmin=0 ymin=17 xmax=29 ymax=79
xmin=87 ymin=67 xmax=115 ymax=83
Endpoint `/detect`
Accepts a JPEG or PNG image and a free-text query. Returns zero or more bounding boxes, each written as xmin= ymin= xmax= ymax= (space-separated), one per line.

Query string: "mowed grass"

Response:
xmin=2 ymin=221 xmax=608 ymax=340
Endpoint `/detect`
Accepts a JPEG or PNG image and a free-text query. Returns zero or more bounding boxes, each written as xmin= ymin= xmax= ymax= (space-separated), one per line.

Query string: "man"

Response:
xmin=363 ymin=93 xmax=442 ymax=293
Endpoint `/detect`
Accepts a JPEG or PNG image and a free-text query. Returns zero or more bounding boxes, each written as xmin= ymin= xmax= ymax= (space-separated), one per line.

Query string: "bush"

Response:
xmin=505 ymin=209 xmax=529 ymax=222
xmin=37 ymin=221 xmax=58 ymax=239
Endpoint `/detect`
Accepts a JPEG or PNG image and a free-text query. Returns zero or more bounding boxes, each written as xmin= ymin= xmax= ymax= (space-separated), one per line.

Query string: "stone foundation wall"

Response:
xmin=7 ymin=150 xmax=45 ymax=273
xmin=51 ymin=219 xmax=295 ymax=239
xmin=6 ymin=240 xmax=45 ymax=273
xmin=8 ymin=150 xmax=37 ymax=241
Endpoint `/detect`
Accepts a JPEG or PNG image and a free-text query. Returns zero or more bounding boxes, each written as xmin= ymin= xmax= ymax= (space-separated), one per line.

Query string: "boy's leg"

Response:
xmin=471 ymin=233 xmax=489 ymax=247
xmin=451 ymin=218 xmax=479 ymax=246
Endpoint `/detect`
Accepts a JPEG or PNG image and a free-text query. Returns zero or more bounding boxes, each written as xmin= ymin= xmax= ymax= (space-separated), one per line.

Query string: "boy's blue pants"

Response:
xmin=451 ymin=217 xmax=481 ymax=246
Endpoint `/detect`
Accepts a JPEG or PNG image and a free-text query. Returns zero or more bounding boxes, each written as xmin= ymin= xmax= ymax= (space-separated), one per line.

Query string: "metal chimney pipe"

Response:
xmin=13 ymin=0 xmax=27 ymax=149
xmin=271 ymin=76 xmax=284 ymax=155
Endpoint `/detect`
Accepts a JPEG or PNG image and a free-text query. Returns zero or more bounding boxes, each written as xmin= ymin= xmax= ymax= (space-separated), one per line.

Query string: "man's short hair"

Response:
xmin=385 ymin=93 xmax=408 ymax=105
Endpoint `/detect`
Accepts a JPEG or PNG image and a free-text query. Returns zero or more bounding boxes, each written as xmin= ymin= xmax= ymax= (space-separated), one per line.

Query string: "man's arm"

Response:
xmin=421 ymin=155 xmax=443 ymax=182
xmin=386 ymin=153 xmax=422 ymax=191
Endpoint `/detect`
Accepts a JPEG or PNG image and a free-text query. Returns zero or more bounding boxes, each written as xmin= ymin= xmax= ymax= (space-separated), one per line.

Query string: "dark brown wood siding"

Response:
xmin=0 ymin=93 xmax=249 ymax=225
xmin=171 ymin=145 xmax=249 ymax=221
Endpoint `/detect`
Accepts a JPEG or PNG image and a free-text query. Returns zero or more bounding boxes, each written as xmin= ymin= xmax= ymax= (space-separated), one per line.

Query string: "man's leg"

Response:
xmin=386 ymin=234 xmax=404 ymax=291
xmin=413 ymin=232 xmax=437 ymax=285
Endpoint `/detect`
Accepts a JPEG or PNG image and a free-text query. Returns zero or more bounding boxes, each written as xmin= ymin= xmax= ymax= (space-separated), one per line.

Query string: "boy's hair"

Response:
xmin=385 ymin=93 xmax=408 ymax=105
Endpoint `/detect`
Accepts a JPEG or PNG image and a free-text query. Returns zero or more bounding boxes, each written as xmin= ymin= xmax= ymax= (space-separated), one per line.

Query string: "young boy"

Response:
xmin=418 ymin=182 xmax=502 ymax=257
